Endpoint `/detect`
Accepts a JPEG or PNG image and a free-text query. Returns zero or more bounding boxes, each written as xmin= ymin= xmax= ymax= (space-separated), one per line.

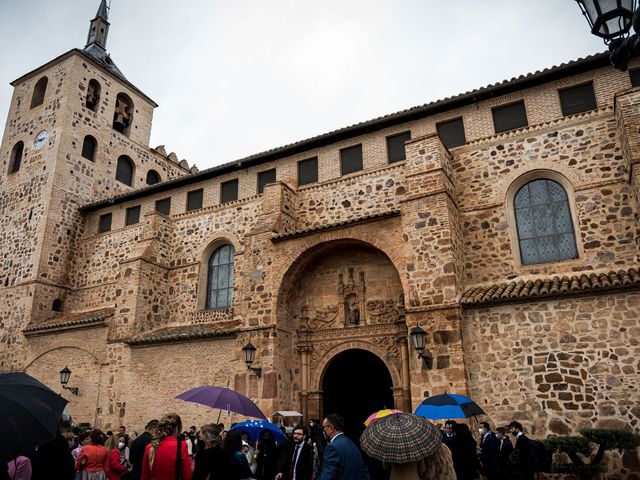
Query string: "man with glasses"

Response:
xmin=317 ymin=414 xmax=370 ymax=480
xmin=277 ymin=425 xmax=313 ymax=480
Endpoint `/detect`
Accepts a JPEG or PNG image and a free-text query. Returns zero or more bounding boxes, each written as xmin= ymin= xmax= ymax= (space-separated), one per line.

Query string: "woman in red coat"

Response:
xmin=76 ymin=430 xmax=109 ymax=480
xmin=142 ymin=413 xmax=192 ymax=480
xmin=106 ymin=434 xmax=129 ymax=480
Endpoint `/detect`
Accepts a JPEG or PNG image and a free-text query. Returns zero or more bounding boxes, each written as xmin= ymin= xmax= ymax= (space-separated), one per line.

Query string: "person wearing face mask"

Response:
xmin=107 ymin=434 xmax=131 ymax=480
xmin=494 ymin=428 xmax=513 ymax=480
xmin=507 ymin=421 xmax=534 ymax=480
xmin=477 ymin=422 xmax=498 ymax=480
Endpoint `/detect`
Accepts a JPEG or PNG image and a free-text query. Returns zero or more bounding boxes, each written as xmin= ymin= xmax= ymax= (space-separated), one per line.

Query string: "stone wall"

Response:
xmin=462 ymin=292 xmax=640 ymax=437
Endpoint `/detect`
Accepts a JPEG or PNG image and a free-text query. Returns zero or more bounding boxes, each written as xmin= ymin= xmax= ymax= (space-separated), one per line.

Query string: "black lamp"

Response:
xmin=59 ymin=366 xmax=79 ymax=396
xmin=410 ymin=326 xmax=433 ymax=370
xmin=242 ymin=342 xmax=262 ymax=378
xmin=575 ymin=0 xmax=640 ymax=70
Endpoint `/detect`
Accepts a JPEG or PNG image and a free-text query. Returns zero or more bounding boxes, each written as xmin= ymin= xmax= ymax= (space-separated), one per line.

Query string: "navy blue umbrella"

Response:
xmin=414 ymin=393 xmax=485 ymax=420
xmin=230 ymin=420 xmax=286 ymax=442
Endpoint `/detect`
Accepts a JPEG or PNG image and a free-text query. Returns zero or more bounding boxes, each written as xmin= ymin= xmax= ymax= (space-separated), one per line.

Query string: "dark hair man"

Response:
xmin=442 ymin=419 xmax=457 ymax=449
xmin=317 ymin=414 xmax=370 ymax=480
xmin=478 ymin=421 xmax=499 ymax=480
xmin=129 ymin=419 xmax=158 ymax=480
xmin=495 ymin=427 xmax=514 ymax=480
xmin=508 ymin=421 xmax=534 ymax=480
xmin=276 ymin=425 xmax=313 ymax=480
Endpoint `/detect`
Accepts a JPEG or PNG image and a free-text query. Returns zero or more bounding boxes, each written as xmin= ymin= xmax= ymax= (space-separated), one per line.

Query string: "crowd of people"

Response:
xmin=2 ymin=413 xmax=540 ymax=480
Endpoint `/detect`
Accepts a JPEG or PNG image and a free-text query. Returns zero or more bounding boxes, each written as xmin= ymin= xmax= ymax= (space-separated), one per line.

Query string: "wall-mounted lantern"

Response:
xmin=242 ymin=342 xmax=262 ymax=378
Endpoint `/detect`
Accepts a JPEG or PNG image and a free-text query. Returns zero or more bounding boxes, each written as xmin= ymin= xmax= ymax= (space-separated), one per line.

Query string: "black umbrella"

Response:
xmin=0 ymin=372 xmax=68 ymax=462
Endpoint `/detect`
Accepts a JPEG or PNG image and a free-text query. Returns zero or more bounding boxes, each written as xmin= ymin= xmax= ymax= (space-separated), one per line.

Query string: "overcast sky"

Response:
xmin=0 ymin=1 xmax=605 ymax=171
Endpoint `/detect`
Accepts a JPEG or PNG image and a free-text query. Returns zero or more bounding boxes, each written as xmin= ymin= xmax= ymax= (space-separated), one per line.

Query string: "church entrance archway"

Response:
xmin=322 ymin=348 xmax=394 ymax=442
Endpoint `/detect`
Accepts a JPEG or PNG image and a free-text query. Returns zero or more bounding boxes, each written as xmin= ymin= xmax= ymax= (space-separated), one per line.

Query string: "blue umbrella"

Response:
xmin=230 ymin=419 xmax=286 ymax=442
xmin=414 ymin=393 xmax=485 ymax=420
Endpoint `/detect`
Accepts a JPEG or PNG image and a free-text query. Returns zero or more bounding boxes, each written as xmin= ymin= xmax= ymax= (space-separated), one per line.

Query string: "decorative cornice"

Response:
xmin=23 ymin=308 xmax=113 ymax=336
xmin=122 ymin=324 xmax=239 ymax=346
xmin=271 ymin=210 xmax=400 ymax=243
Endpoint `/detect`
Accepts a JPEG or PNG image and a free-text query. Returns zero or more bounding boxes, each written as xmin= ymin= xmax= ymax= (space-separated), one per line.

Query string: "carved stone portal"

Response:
xmin=299 ymin=267 xmax=405 ymax=331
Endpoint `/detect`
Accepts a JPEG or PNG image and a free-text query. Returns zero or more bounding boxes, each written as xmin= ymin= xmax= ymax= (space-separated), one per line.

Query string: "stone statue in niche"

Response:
xmin=338 ymin=268 xmax=366 ymax=327
xmin=345 ymin=293 xmax=360 ymax=325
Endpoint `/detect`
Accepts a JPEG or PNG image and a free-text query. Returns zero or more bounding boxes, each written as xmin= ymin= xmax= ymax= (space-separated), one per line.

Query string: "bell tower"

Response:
xmin=86 ymin=0 xmax=110 ymax=50
xmin=0 ymin=0 xmax=190 ymax=371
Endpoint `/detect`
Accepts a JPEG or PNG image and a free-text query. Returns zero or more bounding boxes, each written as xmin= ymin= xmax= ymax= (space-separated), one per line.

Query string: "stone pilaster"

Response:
xmin=615 ymin=87 xmax=640 ymax=204
xmin=400 ymin=134 xmax=468 ymax=406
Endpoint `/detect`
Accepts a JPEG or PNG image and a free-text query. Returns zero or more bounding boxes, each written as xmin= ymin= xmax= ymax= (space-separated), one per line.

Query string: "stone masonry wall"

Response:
xmin=462 ymin=292 xmax=640 ymax=436
xmin=455 ymin=114 xmax=639 ymax=285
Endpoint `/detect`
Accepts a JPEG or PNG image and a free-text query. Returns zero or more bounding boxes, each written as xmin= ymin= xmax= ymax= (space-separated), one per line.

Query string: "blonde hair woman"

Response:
xmin=141 ymin=413 xmax=192 ymax=480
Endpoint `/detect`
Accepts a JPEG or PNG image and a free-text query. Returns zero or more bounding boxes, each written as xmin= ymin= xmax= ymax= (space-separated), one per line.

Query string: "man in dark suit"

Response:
xmin=317 ymin=414 xmax=370 ymax=480
xmin=508 ymin=421 xmax=534 ymax=480
xmin=478 ymin=421 xmax=499 ymax=480
xmin=129 ymin=419 xmax=158 ymax=480
xmin=277 ymin=425 xmax=313 ymax=480
xmin=276 ymin=427 xmax=295 ymax=480
xmin=495 ymin=427 xmax=514 ymax=480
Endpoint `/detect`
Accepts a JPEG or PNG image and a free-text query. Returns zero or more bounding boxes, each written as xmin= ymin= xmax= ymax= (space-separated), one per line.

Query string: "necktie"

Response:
xmin=291 ymin=444 xmax=300 ymax=480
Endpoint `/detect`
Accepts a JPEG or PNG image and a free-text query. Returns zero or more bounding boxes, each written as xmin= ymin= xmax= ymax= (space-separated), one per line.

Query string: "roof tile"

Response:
xmin=461 ymin=268 xmax=640 ymax=306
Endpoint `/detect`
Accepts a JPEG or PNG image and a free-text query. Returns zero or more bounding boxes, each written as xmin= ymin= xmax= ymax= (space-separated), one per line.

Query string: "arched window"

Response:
xmin=52 ymin=299 xmax=63 ymax=312
xmin=30 ymin=77 xmax=48 ymax=109
xmin=9 ymin=141 xmax=24 ymax=174
xmin=86 ymin=79 xmax=101 ymax=111
xmin=146 ymin=170 xmax=161 ymax=185
xmin=514 ymin=179 xmax=577 ymax=265
xmin=206 ymin=244 xmax=235 ymax=309
xmin=81 ymin=135 xmax=97 ymax=161
xmin=113 ymin=93 xmax=134 ymax=135
xmin=116 ymin=155 xmax=134 ymax=186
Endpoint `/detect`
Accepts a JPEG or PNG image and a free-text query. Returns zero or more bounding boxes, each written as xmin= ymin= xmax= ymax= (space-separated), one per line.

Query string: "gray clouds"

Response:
xmin=0 ymin=0 xmax=605 ymax=170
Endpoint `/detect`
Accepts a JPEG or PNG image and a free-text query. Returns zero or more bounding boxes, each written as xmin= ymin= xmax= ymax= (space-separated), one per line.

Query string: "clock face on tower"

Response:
xmin=33 ymin=130 xmax=48 ymax=150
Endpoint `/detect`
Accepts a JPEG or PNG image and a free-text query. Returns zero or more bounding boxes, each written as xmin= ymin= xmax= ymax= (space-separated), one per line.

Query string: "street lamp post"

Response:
xmin=575 ymin=0 xmax=640 ymax=70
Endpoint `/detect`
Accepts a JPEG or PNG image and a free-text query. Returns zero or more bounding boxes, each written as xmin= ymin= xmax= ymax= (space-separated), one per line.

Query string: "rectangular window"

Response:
xmin=186 ymin=189 xmax=204 ymax=212
xmin=492 ymin=101 xmax=528 ymax=134
xmin=98 ymin=213 xmax=112 ymax=233
xmin=125 ymin=205 xmax=141 ymax=225
xmin=221 ymin=179 xmax=238 ymax=203
xmin=298 ymin=157 xmax=318 ymax=186
xmin=559 ymin=82 xmax=597 ymax=116
xmin=630 ymin=68 xmax=640 ymax=87
xmin=155 ymin=198 xmax=171 ymax=215
xmin=386 ymin=131 xmax=411 ymax=163
xmin=437 ymin=118 xmax=466 ymax=149
xmin=257 ymin=168 xmax=276 ymax=194
xmin=340 ymin=144 xmax=363 ymax=176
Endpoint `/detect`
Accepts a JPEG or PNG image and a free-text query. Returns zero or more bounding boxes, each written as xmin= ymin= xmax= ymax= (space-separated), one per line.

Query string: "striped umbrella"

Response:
xmin=360 ymin=413 xmax=441 ymax=464
xmin=364 ymin=409 xmax=403 ymax=427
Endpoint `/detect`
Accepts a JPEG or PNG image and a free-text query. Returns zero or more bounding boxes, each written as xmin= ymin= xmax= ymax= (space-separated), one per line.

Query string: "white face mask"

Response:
xmin=478 ymin=428 xmax=485 ymax=435
xmin=118 ymin=442 xmax=125 ymax=449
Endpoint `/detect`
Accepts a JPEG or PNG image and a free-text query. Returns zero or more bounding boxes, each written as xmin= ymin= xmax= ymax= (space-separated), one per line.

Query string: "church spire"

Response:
xmin=86 ymin=0 xmax=110 ymax=50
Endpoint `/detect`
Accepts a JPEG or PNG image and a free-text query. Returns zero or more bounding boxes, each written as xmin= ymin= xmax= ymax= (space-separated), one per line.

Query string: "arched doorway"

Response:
xmin=322 ymin=349 xmax=394 ymax=442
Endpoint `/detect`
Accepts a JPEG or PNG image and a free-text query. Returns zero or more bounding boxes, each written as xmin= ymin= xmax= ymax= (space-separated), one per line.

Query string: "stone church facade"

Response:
xmin=1 ymin=2 xmax=639 ymax=451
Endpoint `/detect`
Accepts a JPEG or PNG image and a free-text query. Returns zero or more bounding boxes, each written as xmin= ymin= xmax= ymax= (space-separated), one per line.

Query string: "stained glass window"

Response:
xmin=207 ymin=245 xmax=235 ymax=309
xmin=514 ymin=179 xmax=577 ymax=265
